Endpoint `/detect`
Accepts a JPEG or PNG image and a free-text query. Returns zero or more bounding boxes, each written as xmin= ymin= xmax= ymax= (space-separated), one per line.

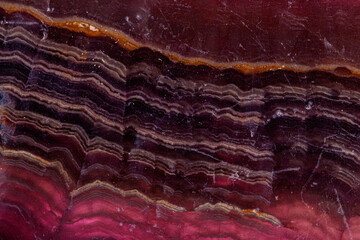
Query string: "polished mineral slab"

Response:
xmin=0 ymin=1 xmax=359 ymax=239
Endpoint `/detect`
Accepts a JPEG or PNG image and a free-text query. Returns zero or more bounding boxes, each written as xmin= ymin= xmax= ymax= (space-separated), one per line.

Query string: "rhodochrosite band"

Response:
xmin=0 ymin=1 xmax=359 ymax=240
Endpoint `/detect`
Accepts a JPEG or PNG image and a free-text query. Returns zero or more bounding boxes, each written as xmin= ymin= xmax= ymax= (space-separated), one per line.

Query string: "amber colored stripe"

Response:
xmin=1 ymin=2 xmax=359 ymax=78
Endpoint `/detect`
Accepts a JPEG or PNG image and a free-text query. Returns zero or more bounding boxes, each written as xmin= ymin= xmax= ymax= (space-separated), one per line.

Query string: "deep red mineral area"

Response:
xmin=0 ymin=1 xmax=360 ymax=239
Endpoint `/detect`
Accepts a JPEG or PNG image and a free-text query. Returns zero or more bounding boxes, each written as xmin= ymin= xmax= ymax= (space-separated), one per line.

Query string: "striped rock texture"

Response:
xmin=0 ymin=1 xmax=360 ymax=239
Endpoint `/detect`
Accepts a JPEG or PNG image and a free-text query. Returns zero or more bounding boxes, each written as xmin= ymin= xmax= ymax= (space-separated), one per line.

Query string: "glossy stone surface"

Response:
xmin=0 ymin=1 xmax=359 ymax=240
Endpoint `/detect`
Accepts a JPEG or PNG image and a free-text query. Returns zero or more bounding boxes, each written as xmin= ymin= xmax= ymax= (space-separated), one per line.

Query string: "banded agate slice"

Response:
xmin=0 ymin=1 xmax=359 ymax=240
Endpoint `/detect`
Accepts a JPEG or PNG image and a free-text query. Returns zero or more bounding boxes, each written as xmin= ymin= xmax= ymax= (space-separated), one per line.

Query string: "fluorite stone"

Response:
xmin=0 ymin=1 xmax=360 ymax=239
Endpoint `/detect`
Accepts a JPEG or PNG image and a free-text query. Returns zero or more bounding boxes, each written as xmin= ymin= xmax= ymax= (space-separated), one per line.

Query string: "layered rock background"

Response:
xmin=0 ymin=1 xmax=360 ymax=239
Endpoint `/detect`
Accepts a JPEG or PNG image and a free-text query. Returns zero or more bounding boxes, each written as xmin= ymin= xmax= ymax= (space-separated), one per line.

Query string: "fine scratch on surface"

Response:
xmin=283 ymin=72 xmax=297 ymax=97
xmin=301 ymin=134 xmax=336 ymax=208
xmin=273 ymin=167 xmax=300 ymax=174
xmin=334 ymin=188 xmax=353 ymax=240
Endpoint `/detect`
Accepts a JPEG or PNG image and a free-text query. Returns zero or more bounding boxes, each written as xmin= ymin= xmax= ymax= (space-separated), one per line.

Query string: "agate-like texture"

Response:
xmin=0 ymin=1 xmax=359 ymax=240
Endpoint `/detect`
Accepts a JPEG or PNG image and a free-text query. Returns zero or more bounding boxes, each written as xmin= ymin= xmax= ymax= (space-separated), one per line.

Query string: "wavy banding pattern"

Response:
xmin=0 ymin=2 xmax=360 ymax=240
